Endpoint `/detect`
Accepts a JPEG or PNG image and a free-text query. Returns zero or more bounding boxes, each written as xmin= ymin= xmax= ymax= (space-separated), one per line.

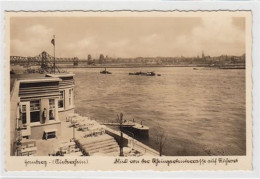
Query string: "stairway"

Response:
xmin=77 ymin=135 xmax=120 ymax=156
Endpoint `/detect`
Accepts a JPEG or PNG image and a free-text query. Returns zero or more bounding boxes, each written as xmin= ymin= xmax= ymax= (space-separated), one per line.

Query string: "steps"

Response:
xmin=83 ymin=140 xmax=117 ymax=151
xmin=77 ymin=135 xmax=120 ymax=156
xmin=86 ymin=144 xmax=119 ymax=155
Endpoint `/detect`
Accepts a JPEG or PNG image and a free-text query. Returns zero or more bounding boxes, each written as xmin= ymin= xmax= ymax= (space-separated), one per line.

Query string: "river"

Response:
xmin=68 ymin=67 xmax=246 ymax=156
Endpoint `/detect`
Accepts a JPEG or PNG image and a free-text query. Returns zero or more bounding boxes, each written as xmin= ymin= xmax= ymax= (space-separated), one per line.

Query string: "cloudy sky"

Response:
xmin=10 ymin=16 xmax=245 ymax=59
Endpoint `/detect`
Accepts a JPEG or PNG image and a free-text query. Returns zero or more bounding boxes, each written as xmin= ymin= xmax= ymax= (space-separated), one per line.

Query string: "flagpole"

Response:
xmin=53 ymin=35 xmax=55 ymax=73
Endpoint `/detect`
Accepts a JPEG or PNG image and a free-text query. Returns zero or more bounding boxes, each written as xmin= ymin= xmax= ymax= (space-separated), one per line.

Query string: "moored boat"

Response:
xmin=129 ymin=71 xmax=155 ymax=76
xmin=102 ymin=118 xmax=149 ymax=138
xmin=100 ymin=68 xmax=112 ymax=74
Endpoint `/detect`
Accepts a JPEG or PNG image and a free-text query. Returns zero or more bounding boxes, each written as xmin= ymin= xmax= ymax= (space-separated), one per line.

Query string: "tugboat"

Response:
xmin=129 ymin=71 xmax=155 ymax=76
xmin=100 ymin=68 xmax=112 ymax=74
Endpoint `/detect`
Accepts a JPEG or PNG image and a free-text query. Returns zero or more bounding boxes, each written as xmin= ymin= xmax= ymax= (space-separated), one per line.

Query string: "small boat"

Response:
xmin=129 ymin=71 xmax=155 ymax=76
xmin=157 ymin=74 xmax=161 ymax=76
xmin=100 ymin=68 xmax=112 ymax=74
xmin=129 ymin=72 xmax=143 ymax=75
xmin=129 ymin=72 xmax=140 ymax=75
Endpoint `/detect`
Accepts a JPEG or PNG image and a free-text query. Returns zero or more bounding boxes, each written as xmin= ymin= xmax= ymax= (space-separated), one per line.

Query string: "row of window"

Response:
xmin=21 ymin=89 xmax=73 ymax=124
xmin=21 ymin=99 xmax=55 ymax=124
xmin=58 ymin=89 xmax=73 ymax=109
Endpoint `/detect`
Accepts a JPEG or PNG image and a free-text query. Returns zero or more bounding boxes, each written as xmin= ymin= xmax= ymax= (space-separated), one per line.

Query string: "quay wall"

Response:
xmin=131 ymin=139 xmax=159 ymax=156
xmin=105 ymin=127 xmax=159 ymax=156
xmin=105 ymin=128 xmax=128 ymax=147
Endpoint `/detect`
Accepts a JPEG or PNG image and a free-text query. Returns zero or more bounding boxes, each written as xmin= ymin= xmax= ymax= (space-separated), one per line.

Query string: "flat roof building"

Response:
xmin=10 ymin=73 xmax=75 ymax=156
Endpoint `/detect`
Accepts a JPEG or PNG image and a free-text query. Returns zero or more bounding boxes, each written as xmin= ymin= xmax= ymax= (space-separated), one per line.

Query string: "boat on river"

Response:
xmin=129 ymin=71 xmax=156 ymax=76
xmin=100 ymin=68 xmax=112 ymax=74
xmin=102 ymin=119 xmax=149 ymax=138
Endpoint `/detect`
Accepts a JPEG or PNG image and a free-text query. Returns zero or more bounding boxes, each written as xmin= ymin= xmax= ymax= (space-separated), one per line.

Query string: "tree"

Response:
xmin=155 ymin=125 xmax=167 ymax=156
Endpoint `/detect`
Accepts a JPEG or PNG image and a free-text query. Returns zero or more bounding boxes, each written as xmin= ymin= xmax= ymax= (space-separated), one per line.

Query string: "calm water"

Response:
xmin=69 ymin=67 xmax=246 ymax=156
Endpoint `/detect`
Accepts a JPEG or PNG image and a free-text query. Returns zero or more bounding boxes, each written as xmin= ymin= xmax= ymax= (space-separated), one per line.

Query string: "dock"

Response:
xmin=102 ymin=120 xmax=149 ymax=138
xmin=101 ymin=122 xmax=135 ymax=127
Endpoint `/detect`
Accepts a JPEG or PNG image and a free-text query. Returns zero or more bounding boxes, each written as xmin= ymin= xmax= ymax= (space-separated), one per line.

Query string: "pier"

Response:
xmin=102 ymin=120 xmax=149 ymax=138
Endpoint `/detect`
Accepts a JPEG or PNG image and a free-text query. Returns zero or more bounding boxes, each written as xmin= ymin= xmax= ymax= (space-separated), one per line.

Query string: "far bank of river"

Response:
xmin=60 ymin=64 xmax=246 ymax=70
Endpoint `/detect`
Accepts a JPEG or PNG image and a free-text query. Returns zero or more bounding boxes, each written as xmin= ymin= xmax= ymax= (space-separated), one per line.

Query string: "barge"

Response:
xmin=100 ymin=68 xmax=112 ymax=74
xmin=129 ymin=71 xmax=156 ymax=76
xmin=102 ymin=120 xmax=149 ymax=138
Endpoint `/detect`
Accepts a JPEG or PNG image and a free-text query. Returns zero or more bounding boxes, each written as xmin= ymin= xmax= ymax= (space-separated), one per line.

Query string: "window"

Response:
xmin=30 ymin=100 xmax=40 ymax=123
xmin=49 ymin=99 xmax=55 ymax=120
xmin=58 ymin=91 xmax=64 ymax=109
xmin=69 ymin=89 xmax=73 ymax=107
xmin=49 ymin=99 xmax=55 ymax=109
xmin=21 ymin=105 xmax=27 ymax=124
xmin=30 ymin=100 xmax=40 ymax=111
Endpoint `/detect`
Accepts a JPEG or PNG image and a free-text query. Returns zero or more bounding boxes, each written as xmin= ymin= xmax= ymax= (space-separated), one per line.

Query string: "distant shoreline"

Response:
xmin=10 ymin=64 xmax=246 ymax=73
xmin=61 ymin=64 xmax=245 ymax=69
xmin=63 ymin=65 xmax=202 ymax=68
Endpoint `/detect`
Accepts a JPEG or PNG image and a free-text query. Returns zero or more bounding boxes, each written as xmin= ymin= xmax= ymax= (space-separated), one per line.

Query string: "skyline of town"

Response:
xmin=10 ymin=50 xmax=245 ymax=61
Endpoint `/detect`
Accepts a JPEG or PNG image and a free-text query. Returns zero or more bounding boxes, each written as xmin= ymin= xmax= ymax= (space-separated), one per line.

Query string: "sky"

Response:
xmin=10 ymin=16 xmax=245 ymax=59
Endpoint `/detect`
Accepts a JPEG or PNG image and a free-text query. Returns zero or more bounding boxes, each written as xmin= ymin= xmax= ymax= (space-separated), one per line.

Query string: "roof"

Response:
xmin=10 ymin=74 xmax=60 ymax=91
xmin=18 ymin=77 xmax=61 ymax=84
xmin=10 ymin=74 xmax=43 ymax=91
xmin=45 ymin=73 xmax=75 ymax=78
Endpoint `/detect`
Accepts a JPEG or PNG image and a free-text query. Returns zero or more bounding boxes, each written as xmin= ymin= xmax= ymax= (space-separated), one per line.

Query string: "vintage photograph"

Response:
xmin=8 ymin=11 xmax=250 ymax=161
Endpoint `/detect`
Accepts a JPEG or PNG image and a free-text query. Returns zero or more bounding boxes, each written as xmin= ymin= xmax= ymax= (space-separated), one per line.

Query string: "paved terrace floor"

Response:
xmin=35 ymin=120 xmax=76 ymax=156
